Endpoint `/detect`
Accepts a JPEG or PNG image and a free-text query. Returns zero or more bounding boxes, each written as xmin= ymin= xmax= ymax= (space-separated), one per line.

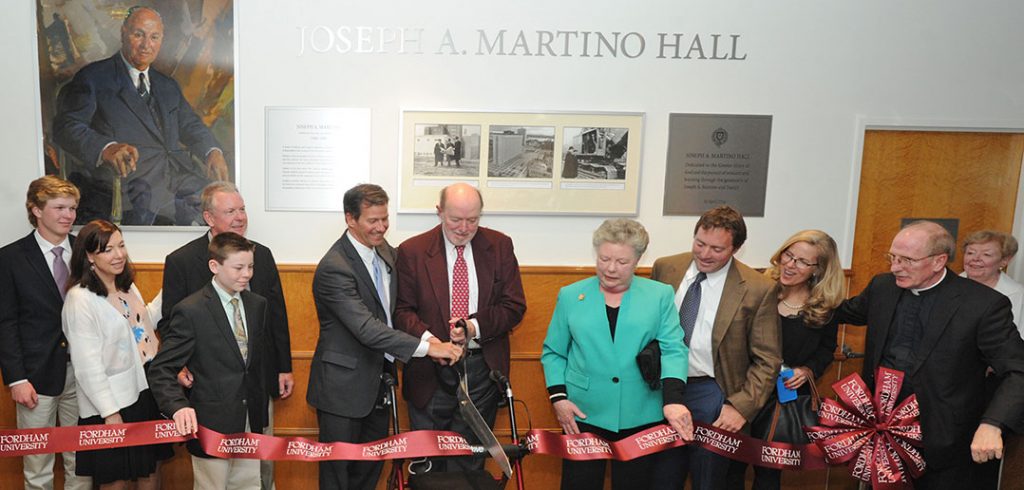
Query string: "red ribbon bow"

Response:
xmin=805 ymin=367 xmax=925 ymax=489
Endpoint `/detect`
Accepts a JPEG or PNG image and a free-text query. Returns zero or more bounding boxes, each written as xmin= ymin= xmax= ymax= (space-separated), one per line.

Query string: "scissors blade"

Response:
xmin=456 ymin=380 xmax=513 ymax=478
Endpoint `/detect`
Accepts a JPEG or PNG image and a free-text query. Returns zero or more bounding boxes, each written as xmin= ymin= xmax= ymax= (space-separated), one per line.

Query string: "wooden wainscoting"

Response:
xmin=0 ymin=264 xmax=858 ymax=489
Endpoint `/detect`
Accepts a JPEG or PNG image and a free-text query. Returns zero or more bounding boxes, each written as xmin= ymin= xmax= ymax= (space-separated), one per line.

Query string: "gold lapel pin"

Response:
xmin=578 ymin=293 xmax=585 ymax=301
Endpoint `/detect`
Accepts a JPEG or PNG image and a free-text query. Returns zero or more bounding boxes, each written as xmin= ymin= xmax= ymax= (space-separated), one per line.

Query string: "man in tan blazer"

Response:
xmin=650 ymin=205 xmax=782 ymax=490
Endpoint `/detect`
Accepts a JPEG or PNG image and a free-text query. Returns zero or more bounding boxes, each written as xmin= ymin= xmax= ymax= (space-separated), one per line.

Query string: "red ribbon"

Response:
xmin=0 ymin=421 xmax=471 ymax=462
xmin=0 ymin=420 xmax=186 ymax=457
xmin=522 ymin=423 xmax=828 ymax=471
xmin=0 ymin=418 xmax=826 ymax=471
xmin=0 ymin=370 xmax=924 ymax=489
xmin=805 ymin=367 xmax=925 ymax=489
xmin=195 ymin=427 xmax=473 ymax=461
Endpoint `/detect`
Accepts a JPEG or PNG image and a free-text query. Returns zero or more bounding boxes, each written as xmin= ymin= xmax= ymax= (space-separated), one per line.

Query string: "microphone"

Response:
xmin=491 ymin=370 xmax=516 ymax=409
xmin=381 ymin=372 xmax=397 ymax=387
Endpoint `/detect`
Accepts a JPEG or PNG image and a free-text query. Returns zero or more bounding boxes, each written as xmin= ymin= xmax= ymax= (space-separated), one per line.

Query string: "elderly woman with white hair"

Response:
xmin=542 ymin=218 xmax=693 ymax=490
xmin=962 ymin=230 xmax=1024 ymax=334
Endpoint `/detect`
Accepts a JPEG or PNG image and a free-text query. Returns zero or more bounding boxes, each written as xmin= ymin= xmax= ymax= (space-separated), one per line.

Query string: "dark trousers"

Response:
xmin=726 ymin=460 xmax=781 ymax=490
xmin=316 ymin=391 xmax=389 ymax=490
xmin=407 ymin=352 xmax=499 ymax=472
xmin=560 ymin=421 xmax=657 ymax=490
xmin=652 ymin=377 xmax=729 ymax=490
xmin=914 ymin=462 xmax=981 ymax=489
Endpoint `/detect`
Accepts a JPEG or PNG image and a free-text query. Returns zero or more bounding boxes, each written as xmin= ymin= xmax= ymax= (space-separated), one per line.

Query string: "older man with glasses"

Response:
xmin=837 ymin=220 xmax=1024 ymax=490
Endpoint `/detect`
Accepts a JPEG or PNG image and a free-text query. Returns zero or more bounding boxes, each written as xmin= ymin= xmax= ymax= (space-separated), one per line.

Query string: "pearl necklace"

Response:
xmin=780 ymin=298 xmax=805 ymax=309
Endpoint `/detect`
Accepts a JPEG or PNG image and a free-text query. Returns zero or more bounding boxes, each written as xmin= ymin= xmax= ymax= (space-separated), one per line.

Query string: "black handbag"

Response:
xmin=636 ymin=340 xmax=662 ymax=390
xmin=750 ymin=380 xmax=821 ymax=444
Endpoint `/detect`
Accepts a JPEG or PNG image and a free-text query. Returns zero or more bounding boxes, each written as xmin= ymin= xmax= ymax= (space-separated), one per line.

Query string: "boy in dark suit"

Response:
xmin=161 ymin=181 xmax=292 ymax=490
xmin=149 ymin=232 xmax=267 ymax=489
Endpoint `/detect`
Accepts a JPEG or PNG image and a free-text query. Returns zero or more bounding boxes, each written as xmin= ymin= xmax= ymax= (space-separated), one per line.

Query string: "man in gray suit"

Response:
xmin=307 ymin=184 xmax=463 ymax=490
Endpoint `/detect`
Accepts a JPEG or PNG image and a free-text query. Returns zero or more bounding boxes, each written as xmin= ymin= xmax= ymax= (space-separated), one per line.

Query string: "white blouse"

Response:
xmin=961 ymin=271 xmax=1024 ymax=339
xmin=62 ymin=284 xmax=161 ymax=418
xmin=995 ymin=272 xmax=1024 ymax=337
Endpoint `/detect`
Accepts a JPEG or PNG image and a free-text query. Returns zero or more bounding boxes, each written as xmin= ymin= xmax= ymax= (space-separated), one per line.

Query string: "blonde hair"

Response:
xmin=25 ymin=176 xmax=80 ymax=227
xmin=767 ymin=230 xmax=844 ymax=326
xmin=963 ymin=230 xmax=1018 ymax=261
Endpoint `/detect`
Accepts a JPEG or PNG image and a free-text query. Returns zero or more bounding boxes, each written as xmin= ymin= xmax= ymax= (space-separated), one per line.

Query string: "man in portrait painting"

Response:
xmin=52 ymin=6 xmax=228 ymax=226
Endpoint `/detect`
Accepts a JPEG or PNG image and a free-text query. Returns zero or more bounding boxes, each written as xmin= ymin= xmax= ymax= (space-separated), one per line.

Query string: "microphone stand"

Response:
xmin=491 ymin=370 xmax=525 ymax=490
xmin=382 ymin=373 xmax=405 ymax=490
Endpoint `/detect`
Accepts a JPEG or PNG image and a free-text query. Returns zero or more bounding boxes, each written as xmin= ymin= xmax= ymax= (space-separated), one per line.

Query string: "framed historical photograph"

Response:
xmin=561 ymin=127 xmax=629 ymax=180
xmin=36 ymin=1 xmax=237 ymax=227
xmin=488 ymin=125 xmax=554 ymax=179
xmin=399 ymin=110 xmax=643 ymax=215
xmin=412 ymin=124 xmax=482 ymax=178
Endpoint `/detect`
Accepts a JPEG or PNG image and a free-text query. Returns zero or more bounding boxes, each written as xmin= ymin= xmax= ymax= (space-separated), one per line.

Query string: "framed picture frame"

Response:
xmin=399 ymin=110 xmax=643 ymax=215
xmin=36 ymin=1 xmax=237 ymax=228
xmin=264 ymin=106 xmax=371 ymax=212
xmin=663 ymin=113 xmax=773 ymax=217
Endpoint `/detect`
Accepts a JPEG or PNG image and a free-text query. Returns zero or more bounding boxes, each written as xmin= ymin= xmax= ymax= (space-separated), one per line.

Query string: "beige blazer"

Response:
xmin=651 ymin=252 xmax=782 ymax=421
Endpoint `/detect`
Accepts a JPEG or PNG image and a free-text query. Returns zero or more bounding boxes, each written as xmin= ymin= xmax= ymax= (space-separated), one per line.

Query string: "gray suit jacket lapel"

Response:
xmin=378 ymin=244 xmax=398 ymax=315
xmin=339 ymin=232 xmax=385 ymax=314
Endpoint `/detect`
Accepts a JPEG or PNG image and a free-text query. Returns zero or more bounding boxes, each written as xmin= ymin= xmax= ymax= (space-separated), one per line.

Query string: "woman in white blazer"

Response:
xmin=62 ymin=220 xmax=170 ymax=490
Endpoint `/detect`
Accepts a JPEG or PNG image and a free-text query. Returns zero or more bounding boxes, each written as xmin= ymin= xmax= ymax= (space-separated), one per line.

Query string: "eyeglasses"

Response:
xmin=781 ymin=250 xmax=818 ymax=270
xmin=884 ymin=252 xmax=937 ymax=267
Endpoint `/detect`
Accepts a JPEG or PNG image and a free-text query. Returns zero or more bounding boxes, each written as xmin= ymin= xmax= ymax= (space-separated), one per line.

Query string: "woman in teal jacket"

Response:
xmin=542 ymin=218 xmax=693 ymax=489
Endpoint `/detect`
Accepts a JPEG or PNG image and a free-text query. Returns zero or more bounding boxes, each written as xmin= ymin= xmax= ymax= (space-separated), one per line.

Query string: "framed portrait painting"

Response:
xmin=36 ymin=0 xmax=236 ymax=227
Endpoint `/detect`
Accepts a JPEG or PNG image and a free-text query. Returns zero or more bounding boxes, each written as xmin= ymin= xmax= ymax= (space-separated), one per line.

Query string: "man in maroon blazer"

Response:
xmin=395 ymin=183 xmax=526 ymax=473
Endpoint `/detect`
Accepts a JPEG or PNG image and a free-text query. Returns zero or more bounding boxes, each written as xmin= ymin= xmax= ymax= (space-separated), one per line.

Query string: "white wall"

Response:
xmin=4 ymin=0 xmax=1024 ymax=270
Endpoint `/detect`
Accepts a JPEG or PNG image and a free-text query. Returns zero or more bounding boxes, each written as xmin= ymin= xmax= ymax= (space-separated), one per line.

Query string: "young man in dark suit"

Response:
xmin=394 ymin=183 xmax=527 ymax=473
xmin=0 ymin=176 xmax=91 ymax=489
xmin=161 ymin=181 xmax=291 ymax=489
xmin=308 ymin=184 xmax=462 ymax=490
xmin=838 ymin=221 xmax=1024 ymax=489
xmin=149 ymin=232 xmax=268 ymax=489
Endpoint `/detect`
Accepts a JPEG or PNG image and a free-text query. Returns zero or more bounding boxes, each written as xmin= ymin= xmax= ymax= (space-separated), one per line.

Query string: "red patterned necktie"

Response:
xmin=451 ymin=245 xmax=469 ymax=319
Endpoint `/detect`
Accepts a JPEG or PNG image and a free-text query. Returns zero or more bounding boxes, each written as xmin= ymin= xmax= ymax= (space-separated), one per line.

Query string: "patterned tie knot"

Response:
xmin=694 ymin=271 xmax=707 ymax=284
xmin=230 ymin=297 xmax=239 ymax=308
xmin=456 ymin=245 xmax=465 ymax=257
xmin=138 ymin=73 xmax=148 ymax=97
